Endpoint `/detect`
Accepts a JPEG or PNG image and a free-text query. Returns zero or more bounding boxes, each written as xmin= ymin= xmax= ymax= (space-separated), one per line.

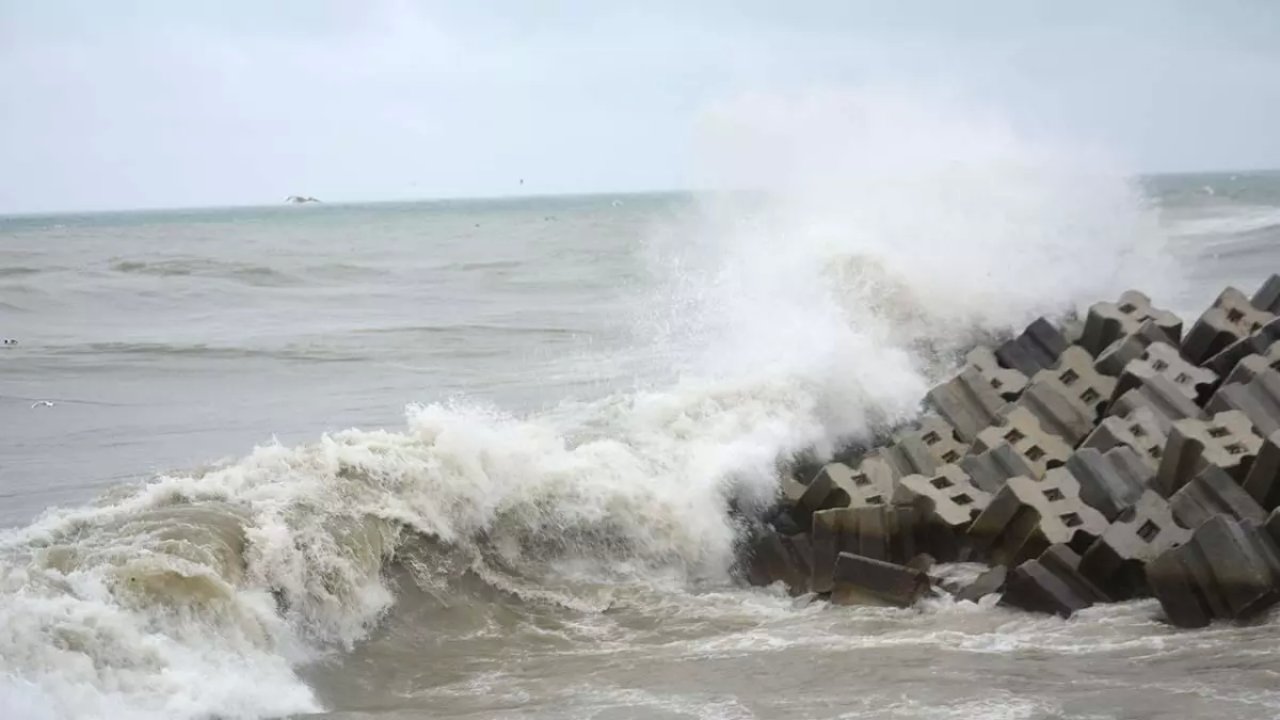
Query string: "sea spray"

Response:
xmin=0 ymin=88 xmax=1182 ymax=719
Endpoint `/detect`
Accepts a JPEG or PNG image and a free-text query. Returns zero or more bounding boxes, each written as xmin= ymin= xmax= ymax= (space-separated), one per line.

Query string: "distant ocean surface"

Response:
xmin=3 ymin=170 xmax=1280 ymax=720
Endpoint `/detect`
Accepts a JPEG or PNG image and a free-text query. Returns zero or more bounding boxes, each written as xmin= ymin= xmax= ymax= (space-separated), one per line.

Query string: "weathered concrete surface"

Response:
xmin=1170 ymin=465 xmax=1268 ymax=529
xmin=996 ymin=317 xmax=1069 ymax=377
xmin=809 ymin=506 xmax=921 ymax=592
xmin=1063 ymin=446 xmax=1152 ymax=521
xmin=1206 ymin=318 xmax=1280 ymax=379
xmin=927 ymin=366 xmax=1008 ymax=444
xmin=1148 ymin=515 xmax=1280 ymax=628
xmin=1015 ymin=380 xmax=1097 ymax=447
xmin=968 ymin=474 xmax=1108 ymax=567
xmin=955 ymin=565 xmax=1008 ymax=603
xmin=1029 ymin=346 xmax=1117 ymax=425
xmin=1094 ymin=319 xmax=1181 ymax=377
xmin=831 ymin=552 xmax=931 ymax=607
xmin=1182 ymin=286 xmax=1276 ymax=365
xmin=1113 ymin=342 xmax=1218 ymax=406
xmin=1243 ymin=431 xmax=1280 ymax=512
xmin=1081 ymin=406 xmax=1168 ymax=469
xmin=1106 ymin=374 xmax=1206 ymax=435
xmin=960 ymin=443 xmax=1037 ymax=494
xmin=745 ymin=530 xmax=813 ymax=594
xmin=974 ymin=407 xmax=1072 ymax=479
xmin=895 ymin=464 xmax=991 ymax=561
xmin=1079 ymin=490 xmax=1190 ymax=600
xmin=964 ymin=346 xmax=1028 ymax=402
xmin=1000 ymin=545 xmax=1109 ymax=618
xmin=891 ymin=415 xmax=970 ymax=468
xmin=1252 ymin=273 xmax=1280 ymax=315
xmin=1153 ymin=411 xmax=1263 ymax=498
xmin=1081 ymin=290 xmax=1182 ymax=357
xmin=1207 ymin=368 xmax=1280 ymax=438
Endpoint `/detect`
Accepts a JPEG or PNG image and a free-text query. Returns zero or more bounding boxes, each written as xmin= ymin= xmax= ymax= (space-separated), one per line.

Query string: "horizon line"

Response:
xmin=3 ymin=166 xmax=1279 ymax=219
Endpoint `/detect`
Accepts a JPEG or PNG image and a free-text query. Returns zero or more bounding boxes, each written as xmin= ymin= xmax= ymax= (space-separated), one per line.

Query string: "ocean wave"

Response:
xmin=0 ymin=88 xmax=1184 ymax=719
xmin=42 ymin=341 xmax=366 ymax=363
xmin=109 ymin=258 xmax=299 ymax=286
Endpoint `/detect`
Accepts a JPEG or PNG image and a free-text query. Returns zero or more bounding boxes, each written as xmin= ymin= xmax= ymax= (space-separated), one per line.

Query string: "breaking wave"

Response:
xmin=0 ymin=89 xmax=1181 ymax=719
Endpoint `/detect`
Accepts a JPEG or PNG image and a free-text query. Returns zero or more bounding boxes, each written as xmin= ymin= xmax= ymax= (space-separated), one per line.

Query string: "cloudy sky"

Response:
xmin=2 ymin=1 xmax=1278 ymax=213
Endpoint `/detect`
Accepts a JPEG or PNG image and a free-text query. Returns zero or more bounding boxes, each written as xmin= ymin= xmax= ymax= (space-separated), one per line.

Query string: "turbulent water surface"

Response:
xmin=3 ymin=167 xmax=1280 ymax=719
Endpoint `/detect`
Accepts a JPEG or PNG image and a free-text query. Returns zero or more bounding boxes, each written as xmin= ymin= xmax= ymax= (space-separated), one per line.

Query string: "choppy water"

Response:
xmin=3 ymin=161 xmax=1280 ymax=719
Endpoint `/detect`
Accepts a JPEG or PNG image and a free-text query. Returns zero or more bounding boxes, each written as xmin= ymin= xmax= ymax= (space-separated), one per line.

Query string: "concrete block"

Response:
xmin=974 ymin=407 xmax=1073 ymax=479
xmin=1243 ymin=431 xmax=1280 ymax=512
xmin=1204 ymin=318 xmax=1280 ymax=378
xmin=1000 ymin=544 xmax=1109 ymax=618
xmin=960 ymin=442 xmax=1037 ymax=494
xmin=895 ymin=464 xmax=992 ymax=528
xmin=996 ymin=317 xmax=1069 ymax=376
xmin=1081 ymin=290 xmax=1183 ymax=357
xmin=1079 ymin=490 xmax=1190 ymax=600
xmin=809 ymin=506 xmax=921 ymax=592
xmin=1222 ymin=348 xmax=1280 ymax=387
xmin=964 ymin=345 xmax=1029 ymax=401
xmin=1106 ymin=374 xmax=1205 ymax=436
xmin=1081 ymin=406 xmax=1168 ymax=469
xmin=1182 ymin=287 xmax=1276 ymax=365
xmin=1094 ymin=319 xmax=1179 ymax=377
xmin=1171 ymin=465 xmax=1268 ymax=529
xmin=927 ymin=366 xmax=1008 ymax=443
xmin=1252 ymin=273 xmax=1280 ymax=314
xmin=1060 ymin=315 xmax=1085 ymax=346
xmin=1148 ymin=515 xmax=1280 ymax=627
xmin=830 ymin=552 xmax=931 ymax=607
xmin=1015 ymin=379 xmax=1097 ymax=447
xmin=1030 ymin=346 xmax=1117 ymax=424
xmin=1113 ymin=342 xmax=1218 ymax=407
xmin=1064 ymin=446 xmax=1152 ymax=521
xmin=745 ymin=530 xmax=812 ymax=593
xmin=955 ymin=565 xmax=1008 ymax=603
xmin=1154 ymin=411 xmax=1263 ymax=498
xmin=890 ymin=415 xmax=970 ymax=469
xmin=1207 ymin=368 xmax=1280 ymax=438
xmin=968 ymin=474 xmax=1109 ymax=567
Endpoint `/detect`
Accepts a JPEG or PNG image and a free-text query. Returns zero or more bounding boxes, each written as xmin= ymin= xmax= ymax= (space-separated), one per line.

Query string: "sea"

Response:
xmin=3 ymin=167 xmax=1280 ymax=719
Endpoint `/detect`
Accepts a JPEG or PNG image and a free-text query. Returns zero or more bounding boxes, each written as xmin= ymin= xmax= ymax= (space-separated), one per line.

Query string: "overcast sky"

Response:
xmin=2 ymin=1 xmax=1278 ymax=214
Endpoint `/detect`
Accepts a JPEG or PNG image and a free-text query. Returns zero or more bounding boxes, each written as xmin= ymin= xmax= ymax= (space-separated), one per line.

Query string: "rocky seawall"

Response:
xmin=746 ymin=274 xmax=1280 ymax=628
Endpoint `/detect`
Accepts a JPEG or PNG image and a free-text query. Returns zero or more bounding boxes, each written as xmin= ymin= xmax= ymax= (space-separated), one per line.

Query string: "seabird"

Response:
xmin=31 ymin=400 xmax=54 ymax=409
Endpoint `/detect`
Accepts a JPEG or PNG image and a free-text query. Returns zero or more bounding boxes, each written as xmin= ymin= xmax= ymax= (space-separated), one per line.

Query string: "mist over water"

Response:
xmin=0 ymin=92 xmax=1276 ymax=719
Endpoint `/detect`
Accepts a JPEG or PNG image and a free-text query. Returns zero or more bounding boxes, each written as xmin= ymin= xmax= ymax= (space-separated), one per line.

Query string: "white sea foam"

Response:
xmin=0 ymin=88 xmax=1181 ymax=719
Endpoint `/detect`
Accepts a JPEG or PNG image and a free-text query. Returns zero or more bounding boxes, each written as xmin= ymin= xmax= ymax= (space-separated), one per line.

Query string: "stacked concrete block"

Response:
xmin=1081 ymin=407 xmax=1168 ymax=468
xmin=1207 ymin=368 xmax=1280 ymax=437
xmin=745 ymin=530 xmax=813 ymax=594
xmin=926 ymin=366 xmax=1008 ymax=443
xmin=964 ymin=346 xmax=1029 ymax=402
xmin=830 ymin=552 xmax=931 ymax=607
xmin=1221 ymin=343 xmax=1280 ymax=386
xmin=809 ymin=505 xmax=920 ymax=593
xmin=1252 ymin=273 xmax=1280 ymax=314
xmin=974 ymin=407 xmax=1072 ymax=479
xmin=1242 ymin=431 xmax=1280 ymax=512
xmin=968 ymin=474 xmax=1108 ymax=567
xmin=1015 ymin=378 xmax=1098 ymax=447
xmin=955 ymin=565 xmax=1008 ymax=603
xmin=1078 ymin=490 xmax=1190 ymax=600
xmin=1094 ymin=319 xmax=1181 ymax=377
xmin=960 ymin=443 xmax=1037 ymax=494
xmin=1000 ymin=545 xmax=1109 ymax=618
xmin=1148 ymin=515 xmax=1280 ymax=628
xmin=894 ymin=464 xmax=992 ymax=561
xmin=1182 ymin=286 xmax=1276 ymax=365
xmin=1204 ymin=318 xmax=1280 ymax=378
xmin=1113 ymin=342 xmax=1218 ymax=406
xmin=1062 ymin=446 xmax=1152 ymax=521
xmin=1170 ymin=466 xmax=1268 ymax=529
xmin=1080 ymin=290 xmax=1182 ymax=357
xmin=1028 ymin=347 xmax=1116 ymax=425
xmin=890 ymin=415 xmax=970 ymax=468
xmin=1153 ymin=411 xmax=1263 ymax=498
xmin=995 ymin=317 xmax=1069 ymax=377
xmin=1107 ymin=374 xmax=1205 ymax=435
